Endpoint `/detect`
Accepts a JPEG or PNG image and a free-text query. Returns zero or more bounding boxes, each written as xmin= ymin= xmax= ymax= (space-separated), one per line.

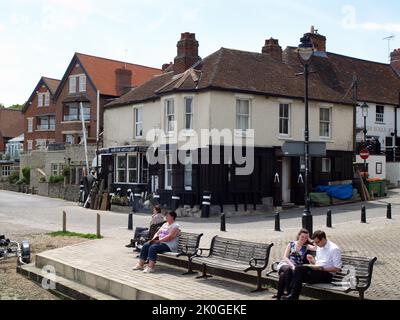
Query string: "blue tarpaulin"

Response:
xmin=315 ymin=184 xmax=354 ymax=200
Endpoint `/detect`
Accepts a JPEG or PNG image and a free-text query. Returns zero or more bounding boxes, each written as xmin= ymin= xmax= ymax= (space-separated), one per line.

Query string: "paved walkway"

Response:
xmin=36 ymin=235 xmax=275 ymax=300
xmin=2 ymin=189 xmax=400 ymax=299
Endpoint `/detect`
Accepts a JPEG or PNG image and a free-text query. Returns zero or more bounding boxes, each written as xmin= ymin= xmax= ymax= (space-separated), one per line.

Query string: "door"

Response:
xmin=282 ymin=157 xmax=292 ymax=203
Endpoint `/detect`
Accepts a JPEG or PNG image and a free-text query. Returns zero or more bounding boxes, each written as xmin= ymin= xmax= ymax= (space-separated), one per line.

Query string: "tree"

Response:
xmin=7 ymin=104 xmax=24 ymax=111
xmin=0 ymin=103 xmax=4 ymax=109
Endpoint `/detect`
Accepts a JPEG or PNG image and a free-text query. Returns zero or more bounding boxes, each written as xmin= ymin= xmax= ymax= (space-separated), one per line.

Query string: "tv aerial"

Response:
xmin=383 ymin=34 xmax=395 ymax=61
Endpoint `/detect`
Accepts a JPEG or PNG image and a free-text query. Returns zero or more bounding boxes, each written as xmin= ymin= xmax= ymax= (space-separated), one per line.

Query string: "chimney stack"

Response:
xmin=115 ymin=68 xmax=133 ymax=96
xmin=262 ymin=38 xmax=282 ymax=61
xmin=391 ymin=49 xmax=400 ymax=76
xmin=306 ymin=25 xmax=326 ymax=52
xmin=173 ymin=32 xmax=201 ymax=75
xmin=162 ymin=62 xmax=173 ymax=72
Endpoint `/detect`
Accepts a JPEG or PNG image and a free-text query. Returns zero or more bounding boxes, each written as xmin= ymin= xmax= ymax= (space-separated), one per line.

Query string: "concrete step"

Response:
xmin=33 ymin=253 xmax=166 ymax=300
xmin=18 ymin=263 xmax=118 ymax=300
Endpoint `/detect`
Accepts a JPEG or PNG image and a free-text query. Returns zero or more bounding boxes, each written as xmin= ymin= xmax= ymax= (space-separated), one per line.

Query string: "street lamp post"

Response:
xmin=361 ymin=102 xmax=369 ymax=179
xmin=297 ymin=35 xmax=315 ymax=235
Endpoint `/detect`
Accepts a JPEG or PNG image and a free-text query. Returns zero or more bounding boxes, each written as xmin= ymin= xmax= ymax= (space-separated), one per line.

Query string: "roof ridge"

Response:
xmin=75 ymin=52 xmax=161 ymax=71
xmin=285 ymin=46 xmax=391 ymax=66
xmin=42 ymin=76 xmax=61 ymax=82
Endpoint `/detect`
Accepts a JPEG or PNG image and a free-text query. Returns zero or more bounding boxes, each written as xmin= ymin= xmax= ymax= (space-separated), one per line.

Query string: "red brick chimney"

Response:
xmin=173 ymin=32 xmax=201 ymax=75
xmin=391 ymin=49 xmax=400 ymax=76
xmin=262 ymin=38 xmax=282 ymax=61
xmin=306 ymin=25 xmax=326 ymax=52
xmin=115 ymin=68 xmax=132 ymax=96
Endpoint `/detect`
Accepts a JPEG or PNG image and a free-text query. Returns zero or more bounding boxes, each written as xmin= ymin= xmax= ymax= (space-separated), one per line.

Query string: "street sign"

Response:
xmin=360 ymin=149 xmax=370 ymax=160
xmin=282 ymin=141 xmax=327 ymax=157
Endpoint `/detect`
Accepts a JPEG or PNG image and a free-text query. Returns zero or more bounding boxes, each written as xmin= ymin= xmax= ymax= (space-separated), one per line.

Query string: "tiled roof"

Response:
xmin=76 ymin=53 xmax=162 ymax=96
xmin=22 ymin=77 xmax=61 ymax=113
xmin=42 ymin=77 xmax=61 ymax=95
xmin=106 ymin=45 xmax=400 ymax=109
xmin=283 ymin=47 xmax=400 ymax=106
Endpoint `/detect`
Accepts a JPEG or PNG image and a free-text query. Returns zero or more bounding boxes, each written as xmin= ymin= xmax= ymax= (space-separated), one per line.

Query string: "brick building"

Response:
xmin=0 ymin=107 xmax=24 ymax=155
xmin=22 ymin=77 xmax=60 ymax=151
xmin=53 ymin=53 xmax=162 ymax=145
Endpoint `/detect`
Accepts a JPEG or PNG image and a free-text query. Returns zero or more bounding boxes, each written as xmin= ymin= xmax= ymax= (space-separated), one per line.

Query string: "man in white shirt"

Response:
xmin=284 ymin=230 xmax=342 ymax=300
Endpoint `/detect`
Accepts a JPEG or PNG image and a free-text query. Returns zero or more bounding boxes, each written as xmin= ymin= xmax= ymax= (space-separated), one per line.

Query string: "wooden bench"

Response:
xmin=268 ymin=255 xmax=377 ymax=300
xmin=192 ymin=236 xmax=274 ymax=292
xmin=159 ymin=232 xmax=204 ymax=275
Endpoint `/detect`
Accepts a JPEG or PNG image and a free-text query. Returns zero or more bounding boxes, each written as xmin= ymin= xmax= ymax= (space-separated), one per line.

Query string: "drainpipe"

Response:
xmin=352 ymin=74 xmax=358 ymax=162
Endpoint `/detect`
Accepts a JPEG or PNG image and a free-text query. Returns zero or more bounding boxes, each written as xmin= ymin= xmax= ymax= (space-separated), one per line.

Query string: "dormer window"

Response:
xmin=38 ymin=93 xmax=43 ymax=107
xmin=69 ymin=76 xmax=77 ymax=94
xmin=79 ymin=74 xmax=86 ymax=92
xmin=38 ymin=92 xmax=50 ymax=107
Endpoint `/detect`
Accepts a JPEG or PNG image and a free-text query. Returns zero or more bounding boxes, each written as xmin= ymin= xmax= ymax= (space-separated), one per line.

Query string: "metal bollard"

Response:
xmin=220 ymin=213 xmax=226 ymax=232
xmin=274 ymin=211 xmax=281 ymax=232
xmin=201 ymin=191 xmax=212 ymax=218
xmin=171 ymin=194 xmax=181 ymax=211
xmin=387 ymin=203 xmax=392 ymax=219
xmin=361 ymin=206 xmax=367 ymax=223
xmin=153 ymin=194 xmax=160 ymax=206
xmin=128 ymin=213 xmax=133 ymax=230
xmin=327 ymin=210 xmax=332 ymax=228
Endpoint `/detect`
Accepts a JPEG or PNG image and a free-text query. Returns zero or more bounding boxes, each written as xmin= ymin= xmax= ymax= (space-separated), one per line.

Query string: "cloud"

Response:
xmin=0 ymin=24 xmax=5 ymax=32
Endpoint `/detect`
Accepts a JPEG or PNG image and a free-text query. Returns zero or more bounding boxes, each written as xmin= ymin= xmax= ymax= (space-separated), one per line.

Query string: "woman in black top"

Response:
xmin=273 ymin=229 xmax=316 ymax=300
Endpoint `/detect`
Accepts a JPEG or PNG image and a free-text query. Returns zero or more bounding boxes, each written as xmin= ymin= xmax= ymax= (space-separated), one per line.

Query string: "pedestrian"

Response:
xmin=133 ymin=211 xmax=181 ymax=273
xmin=273 ymin=229 xmax=316 ymax=300
xmin=283 ymin=230 xmax=342 ymax=300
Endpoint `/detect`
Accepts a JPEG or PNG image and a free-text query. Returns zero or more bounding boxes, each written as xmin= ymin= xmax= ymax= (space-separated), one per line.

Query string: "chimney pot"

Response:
xmin=262 ymin=38 xmax=282 ymax=61
xmin=391 ymin=48 xmax=400 ymax=76
xmin=306 ymin=27 xmax=326 ymax=52
xmin=173 ymin=32 xmax=201 ymax=75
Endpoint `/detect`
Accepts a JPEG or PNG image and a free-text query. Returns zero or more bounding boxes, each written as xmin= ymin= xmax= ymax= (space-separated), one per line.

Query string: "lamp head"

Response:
xmin=361 ymin=102 xmax=369 ymax=118
xmin=297 ymin=35 xmax=315 ymax=63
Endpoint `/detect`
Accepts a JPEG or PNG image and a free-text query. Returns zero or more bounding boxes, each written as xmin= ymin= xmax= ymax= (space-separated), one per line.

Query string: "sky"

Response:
xmin=1 ymin=0 xmax=400 ymax=107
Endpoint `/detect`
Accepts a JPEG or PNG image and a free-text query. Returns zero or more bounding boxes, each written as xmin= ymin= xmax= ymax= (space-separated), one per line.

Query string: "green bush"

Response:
xmin=62 ymin=166 xmax=70 ymax=177
xmin=8 ymin=171 xmax=19 ymax=184
xmin=39 ymin=176 xmax=46 ymax=183
xmin=21 ymin=167 xmax=31 ymax=185
xmin=49 ymin=175 xmax=64 ymax=184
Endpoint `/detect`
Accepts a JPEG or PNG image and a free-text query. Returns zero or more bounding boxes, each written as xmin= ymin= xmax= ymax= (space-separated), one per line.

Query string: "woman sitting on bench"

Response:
xmin=133 ymin=211 xmax=181 ymax=273
xmin=273 ymin=229 xmax=316 ymax=300
xmin=125 ymin=205 xmax=165 ymax=248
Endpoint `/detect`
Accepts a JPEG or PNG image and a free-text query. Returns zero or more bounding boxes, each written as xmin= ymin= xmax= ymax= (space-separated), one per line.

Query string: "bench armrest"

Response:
xmin=355 ymin=275 xmax=372 ymax=288
xmin=249 ymin=258 xmax=267 ymax=269
xmin=194 ymin=248 xmax=211 ymax=257
xmin=177 ymin=245 xmax=199 ymax=257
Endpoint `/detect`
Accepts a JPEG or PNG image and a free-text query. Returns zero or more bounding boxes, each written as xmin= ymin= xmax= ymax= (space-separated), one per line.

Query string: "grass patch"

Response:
xmin=48 ymin=231 xmax=102 ymax=239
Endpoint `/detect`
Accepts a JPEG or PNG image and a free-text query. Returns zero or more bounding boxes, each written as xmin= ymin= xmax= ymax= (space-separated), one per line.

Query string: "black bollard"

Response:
xmin=220 ymin=213 xmax=226 ymax=232
xmin=128 ymin=213 xmax=133 ymax=230
xmin=361 ymin=206 xmax=367 ymax=223
xmin=274 ymin=211 xmax=281 ymax=232
xmin=387 ymin=203 xmax=392 ymax=219
xmin=327 ymin=210 xmax=332 ymax=228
